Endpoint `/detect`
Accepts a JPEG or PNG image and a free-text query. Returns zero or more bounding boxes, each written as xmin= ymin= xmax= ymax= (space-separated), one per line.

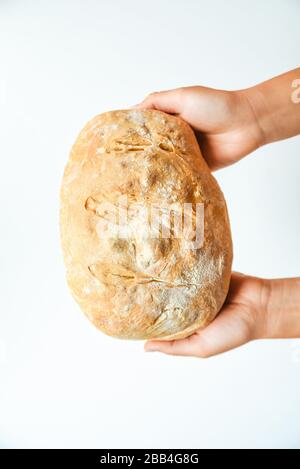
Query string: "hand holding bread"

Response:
xmin=61 ymin=68 xmax=300 ymax=357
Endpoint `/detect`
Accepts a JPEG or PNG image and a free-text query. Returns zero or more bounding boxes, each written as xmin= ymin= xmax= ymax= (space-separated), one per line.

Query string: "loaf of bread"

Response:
xmin=60 ymin=110 xmax=233 ymax=340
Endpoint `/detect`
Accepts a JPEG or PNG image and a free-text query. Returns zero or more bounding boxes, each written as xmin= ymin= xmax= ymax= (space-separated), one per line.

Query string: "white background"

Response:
xmin=0 ymin=0 xmax=300 ymax=449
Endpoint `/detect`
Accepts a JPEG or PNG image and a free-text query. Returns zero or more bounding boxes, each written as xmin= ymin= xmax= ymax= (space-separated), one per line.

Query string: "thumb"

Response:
xmin=135 ymin=88 xmax=184 ymax=115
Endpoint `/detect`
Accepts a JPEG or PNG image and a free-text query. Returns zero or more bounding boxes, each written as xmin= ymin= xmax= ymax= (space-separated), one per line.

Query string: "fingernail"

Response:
xmin=145 ymin=346 xmax=155 ymax=352
xmin=145 ymin=345 xmax=159 ymax=352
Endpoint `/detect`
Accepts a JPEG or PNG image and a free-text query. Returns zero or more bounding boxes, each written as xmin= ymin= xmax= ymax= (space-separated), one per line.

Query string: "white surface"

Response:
xmin=0 ymin=0 xmax=300 ymax=449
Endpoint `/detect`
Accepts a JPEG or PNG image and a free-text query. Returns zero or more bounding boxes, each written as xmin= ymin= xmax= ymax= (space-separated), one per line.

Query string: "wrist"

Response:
xmin=240 ymin=68 xmax=300 ymax=147
xmin=238 ymin=86 xmax=275 ymax=148
xmin=262 ymin=278 xmax=300 ymax=339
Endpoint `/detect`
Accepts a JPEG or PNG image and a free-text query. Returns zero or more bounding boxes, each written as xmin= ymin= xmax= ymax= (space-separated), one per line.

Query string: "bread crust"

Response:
xmin=60 ymin=110 xmax=233 ymax=340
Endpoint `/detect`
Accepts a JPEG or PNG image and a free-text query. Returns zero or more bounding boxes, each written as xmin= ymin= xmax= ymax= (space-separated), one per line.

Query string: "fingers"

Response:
xmin=135 ymin=88 xmax=184 ymax=114
xmin=144 ymin=304 xmax=254 ymax=358
xmin=144 ymin=334 xmax=201 ymax=357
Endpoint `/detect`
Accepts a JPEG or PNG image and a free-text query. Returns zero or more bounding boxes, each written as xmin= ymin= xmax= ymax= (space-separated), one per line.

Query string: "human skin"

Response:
xmin=135 ymin=68 xmax=300 ymax=357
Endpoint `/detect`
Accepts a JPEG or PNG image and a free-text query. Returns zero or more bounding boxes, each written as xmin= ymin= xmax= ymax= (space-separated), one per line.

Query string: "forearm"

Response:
xmin=242 ymin=68 xmax=300 ymax=146
xmin=264 ymin=277 xmax=300 ymax=339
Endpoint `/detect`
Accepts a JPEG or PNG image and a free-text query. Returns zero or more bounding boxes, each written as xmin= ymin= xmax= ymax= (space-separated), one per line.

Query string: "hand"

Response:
xmin=145 ymin=274 xmax=300 ymax=357
xmin=136 ymin=68 xmax=300 ymax=171
xmin=144 ymin=273 xmax=269 ymax=357
xmin=136 ymin=86 xmax=264 ymax=171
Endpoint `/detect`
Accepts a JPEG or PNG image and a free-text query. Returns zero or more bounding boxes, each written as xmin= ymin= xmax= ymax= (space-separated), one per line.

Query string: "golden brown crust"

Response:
xmin=60 ymin=110 xmax=233 ymax=340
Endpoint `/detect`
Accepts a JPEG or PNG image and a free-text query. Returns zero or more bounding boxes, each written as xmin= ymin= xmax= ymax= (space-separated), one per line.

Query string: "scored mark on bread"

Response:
xmin=88 ymin=262 xmax=200 ymax=288
xmin=158 ymin=141 xmax=174 ymax=152
xmin=106 ymin=133 xmax=152 ymax=153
